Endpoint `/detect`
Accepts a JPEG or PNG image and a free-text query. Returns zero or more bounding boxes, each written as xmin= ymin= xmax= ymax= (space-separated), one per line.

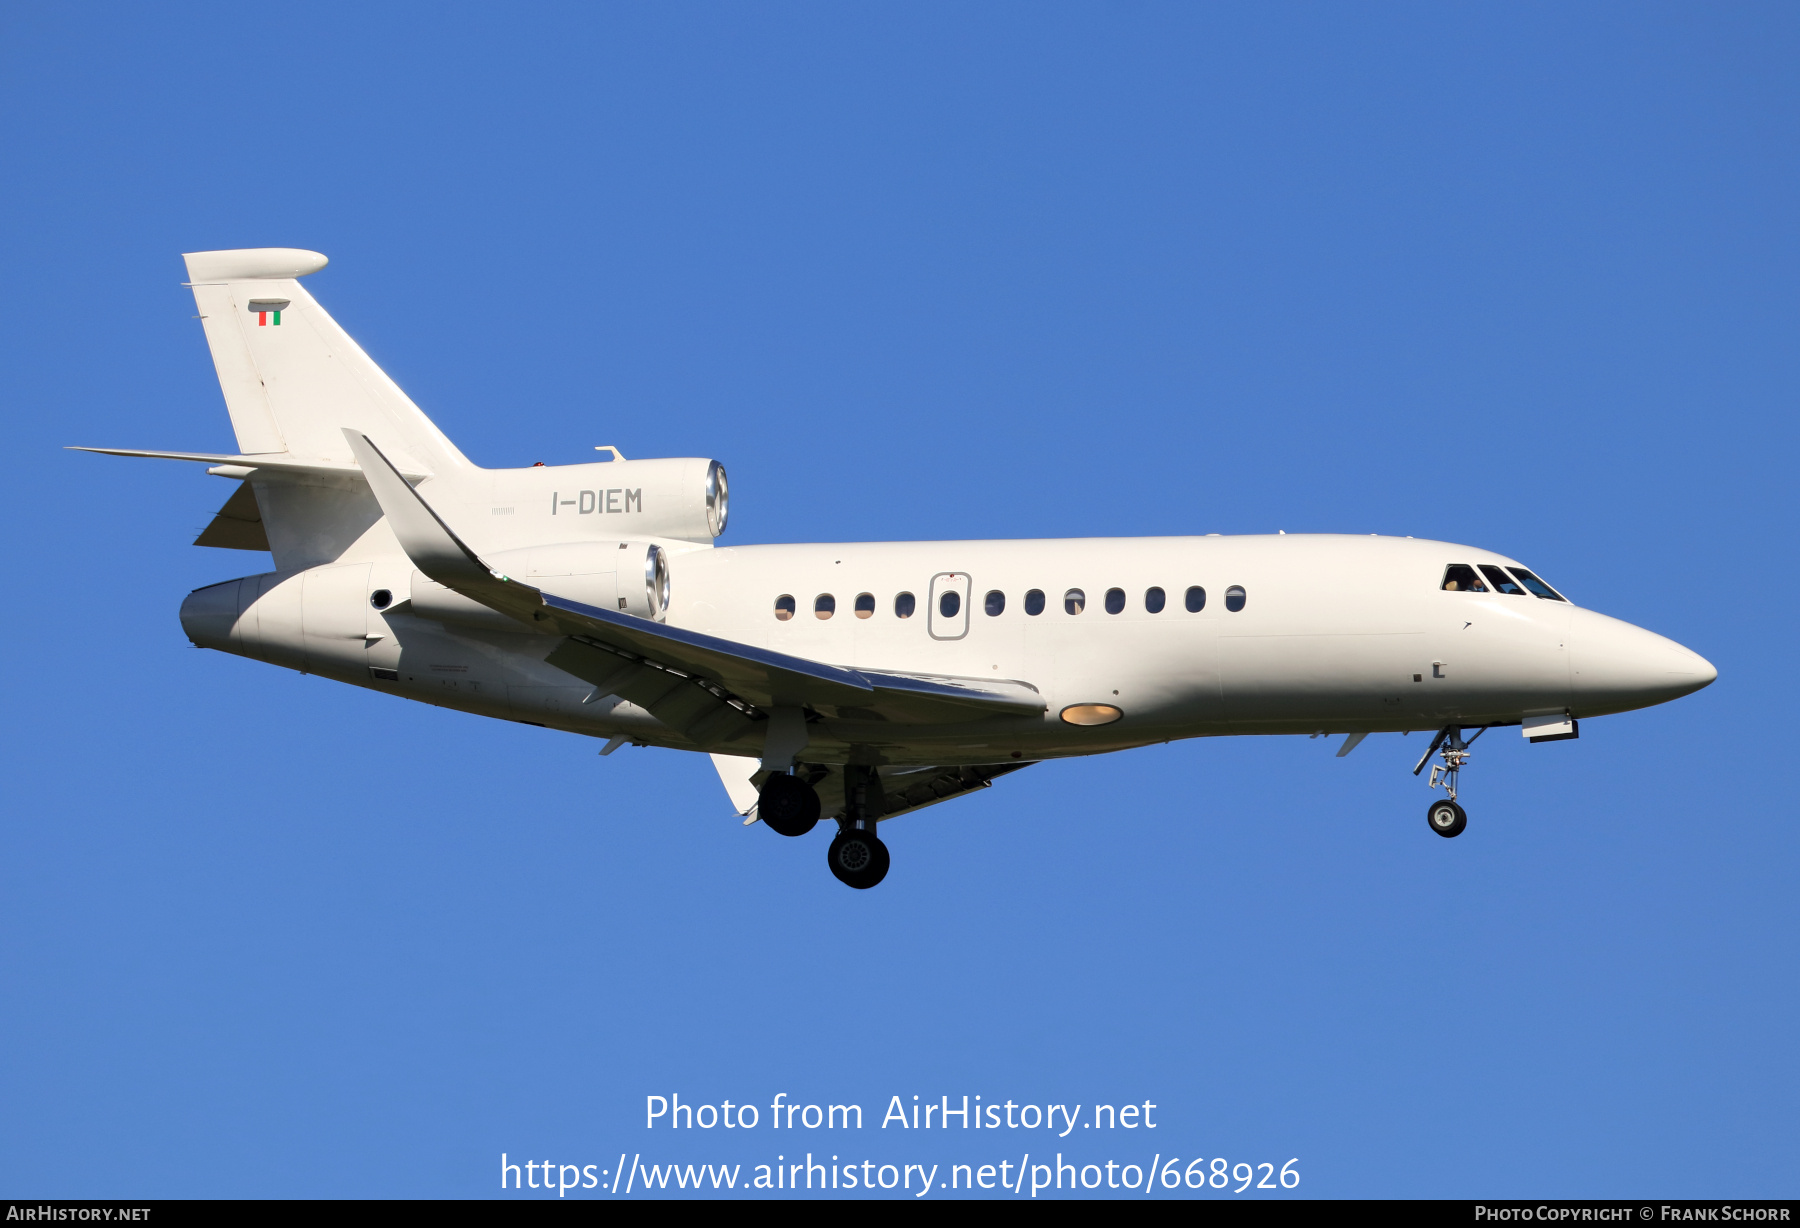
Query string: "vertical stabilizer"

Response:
xmin=183 ymin=248 xmax=473 ymax=478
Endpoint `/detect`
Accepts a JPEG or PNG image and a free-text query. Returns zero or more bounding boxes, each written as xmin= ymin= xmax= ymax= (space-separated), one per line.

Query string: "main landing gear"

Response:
xmin=829 ymin=764 xmax=889 ymax=889
xmin=755 ymin=767 xmax=890 ymax=889
xmin=1413 ymin=725 xmax=1486 ymax=839
xmin=757 ymin=772 xmax=820 ymax=837
xmin=828 ymin=826 xmax=890 ymax=890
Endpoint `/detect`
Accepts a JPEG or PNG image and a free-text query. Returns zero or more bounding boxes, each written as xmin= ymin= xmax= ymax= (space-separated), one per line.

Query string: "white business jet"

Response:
xmin=78 ymin=249 xmax=1717 ymax=888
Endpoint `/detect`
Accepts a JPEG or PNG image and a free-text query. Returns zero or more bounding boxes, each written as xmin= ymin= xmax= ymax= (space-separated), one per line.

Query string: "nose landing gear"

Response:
xmin=1427 ymin=798 xmax=1467 ymax=838
xmin=1413 ymin=726 xmax=1486 ymax=838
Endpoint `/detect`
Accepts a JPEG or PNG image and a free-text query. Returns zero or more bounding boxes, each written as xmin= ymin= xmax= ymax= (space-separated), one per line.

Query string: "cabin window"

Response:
xmin=774 ymin=594 xmax=796 ymax=621
xmin=1104 ymin=587 xmax=1125 ymax=614
xmin=1144 ymin=586 xmax=1165 ymax=613
xmin=815 ymin=594 xmax=836 ymax=620
xmin=1508 ymin=567 xmax=1567 ymax=602
xmin=1225 ymin=585 xmax=1247 ymax=612
xmin=1064 ymin=588 xmax=1086 ymax=615
xmin=1441 ymin=564 xmax=1487 ymax=593
xmin=1480 ymin=565 xmax=1527 ymax=595
xmin=1024 ymin=589 xmax=1046 ymax=616
xmin=854 ymin=592 xmax=875 ymax=618
xmin=985 ymin=590 xmax=1005 ymax=616
xmin=939 ymin=590 xmax=961 ymax=618
xmin=895 ymin=592 xmax=916 ymax=618
xmin=1185 ymin=585 xmax=1205 ymax=612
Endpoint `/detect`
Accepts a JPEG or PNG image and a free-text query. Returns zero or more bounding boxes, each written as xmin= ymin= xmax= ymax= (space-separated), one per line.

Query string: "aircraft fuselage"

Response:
xmin=102 ymin=246 xmax=1720 ymax=882
xmin=182 ymin=531 xmax=1713 ymax=767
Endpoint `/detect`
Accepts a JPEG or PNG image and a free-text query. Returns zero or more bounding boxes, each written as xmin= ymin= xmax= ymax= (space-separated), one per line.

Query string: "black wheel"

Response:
xmin=827 ymin=827 xmax=890 ymax=889
xmin=758 ymin=773 xmax=820 ymax=837
xmin=1427 ymin=798 xmax=1467 ymax=838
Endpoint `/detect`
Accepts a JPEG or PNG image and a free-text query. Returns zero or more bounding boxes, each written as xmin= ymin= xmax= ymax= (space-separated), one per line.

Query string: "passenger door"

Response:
xmin=928 ymin=571 xmax=972 ymax=641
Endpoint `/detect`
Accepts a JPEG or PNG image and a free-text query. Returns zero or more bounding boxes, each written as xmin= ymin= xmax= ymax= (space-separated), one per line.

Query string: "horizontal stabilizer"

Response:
xmin=69 ymin=446 xmax=430 ymax=481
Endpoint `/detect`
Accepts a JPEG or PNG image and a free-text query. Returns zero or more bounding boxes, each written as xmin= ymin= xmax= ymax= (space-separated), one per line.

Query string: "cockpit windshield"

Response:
xmin=1440 ymin=564 xmax=1487 ymax=592
xmin=1442 ymin=562 xmax=1568 ymax=602
xmin=1507 ymin=567 xmax=1567 ymax=602
xmin=1480 ymin=565 xmax=1527 ymax=595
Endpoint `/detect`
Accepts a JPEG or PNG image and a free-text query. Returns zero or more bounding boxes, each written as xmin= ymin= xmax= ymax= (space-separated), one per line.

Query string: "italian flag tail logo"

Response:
xmin=248 ymin=298 xmax=290 ymax=327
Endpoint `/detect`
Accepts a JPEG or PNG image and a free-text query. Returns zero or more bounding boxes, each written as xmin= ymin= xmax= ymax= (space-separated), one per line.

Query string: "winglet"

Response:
xmin=342 ymin=429 xmax=541 ymax=621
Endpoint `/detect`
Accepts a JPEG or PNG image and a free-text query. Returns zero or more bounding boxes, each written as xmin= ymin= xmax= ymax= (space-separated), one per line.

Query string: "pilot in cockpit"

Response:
xmin=1441 ymin=564 xmax=1487 ymax=592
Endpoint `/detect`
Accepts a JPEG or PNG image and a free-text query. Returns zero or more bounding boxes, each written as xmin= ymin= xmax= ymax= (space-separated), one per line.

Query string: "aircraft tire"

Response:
xmin=827 ymin=827 xmax=890 ymax=889
xmin=1427 ymin=799 xmax=1467 ymax=838
xmin=759 ymin=774 xmax=820 ymax=837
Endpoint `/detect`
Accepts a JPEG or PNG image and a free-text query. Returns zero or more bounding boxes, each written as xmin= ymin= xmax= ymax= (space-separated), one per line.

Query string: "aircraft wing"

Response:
xmin=344 ymin=431 xmax=1046 ymax=728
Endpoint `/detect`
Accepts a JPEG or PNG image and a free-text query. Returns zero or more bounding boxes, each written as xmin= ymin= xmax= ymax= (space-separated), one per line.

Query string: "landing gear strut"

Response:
xmin=1413 ymin=725 xmax=1485 ymax=839
xmin=828 ymin=764 xmax=890 ymax=889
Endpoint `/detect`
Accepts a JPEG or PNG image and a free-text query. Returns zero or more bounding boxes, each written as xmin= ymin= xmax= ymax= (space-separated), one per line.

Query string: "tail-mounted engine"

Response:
xmin=410 ymin=540 xmax=670 ymax=632
xmin=475 ymin=457 xmax=727 ymax=545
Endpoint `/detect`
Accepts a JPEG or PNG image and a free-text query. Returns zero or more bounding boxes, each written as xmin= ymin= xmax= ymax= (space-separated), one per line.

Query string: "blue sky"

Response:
xmin=1 ymin=2 xmax=1794 ymax=1198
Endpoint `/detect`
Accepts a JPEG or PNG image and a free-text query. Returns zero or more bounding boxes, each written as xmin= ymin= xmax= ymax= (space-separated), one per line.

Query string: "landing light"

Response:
xmin=1060 ymin=703 xmax=1123 ymax=727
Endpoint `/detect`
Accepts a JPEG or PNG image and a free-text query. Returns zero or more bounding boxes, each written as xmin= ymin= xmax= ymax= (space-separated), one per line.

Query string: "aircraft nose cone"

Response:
xmin=1570 ymin=607 xmax=1717 ymax=716
xmin=1675 ymin=647 xmax=1719 ymax=690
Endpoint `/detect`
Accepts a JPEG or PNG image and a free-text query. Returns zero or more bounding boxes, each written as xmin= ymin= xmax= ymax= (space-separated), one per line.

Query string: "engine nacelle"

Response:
xmin=409 ymin=540 xmax=670 ymax=631
xmin=451 ymin=457 xmax=728 ymax=548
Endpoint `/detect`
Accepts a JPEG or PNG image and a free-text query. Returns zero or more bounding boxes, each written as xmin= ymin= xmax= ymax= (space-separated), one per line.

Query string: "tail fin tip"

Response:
xmin=183 ymin=248 xmax=328 ymax=283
